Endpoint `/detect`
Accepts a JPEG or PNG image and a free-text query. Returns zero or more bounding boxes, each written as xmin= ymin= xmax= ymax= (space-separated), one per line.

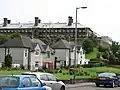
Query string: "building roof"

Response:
xmin=51 ymin=39 xmax=71 ymax=49
xmin=32 ymin=39 xmax=46 ymax=52
xmin=0 ymin=23 xmax=89 ymax=29
xmin=0 ymin=36 xmax=54 ymax=53
xmin=0 ymin=36 xmax=34 ymax=50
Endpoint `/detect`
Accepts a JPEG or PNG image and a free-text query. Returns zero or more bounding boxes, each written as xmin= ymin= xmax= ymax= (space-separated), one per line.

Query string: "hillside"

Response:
xmin=85 ymin=48 xmax=98 ymax=59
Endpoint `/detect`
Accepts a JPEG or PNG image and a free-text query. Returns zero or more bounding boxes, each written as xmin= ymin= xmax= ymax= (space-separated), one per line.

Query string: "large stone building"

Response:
xmin=0 ymin=16 xmax=94 ymax=45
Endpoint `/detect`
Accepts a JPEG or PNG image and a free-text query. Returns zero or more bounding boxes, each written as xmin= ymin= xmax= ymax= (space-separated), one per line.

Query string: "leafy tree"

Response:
xmin=111 ymin=41 xmax=119 ymax=54
xmin=4 ymin=54 xmax=12 ymax=68
xmin=96 ymin=52 xmax=101 ymax=58
xmin=83 ymin=38 xmax=94 ymax=54
xmin=9 ymin=33 xmax=21 ymax=39
xmin=102 ymin=51 xmax=110 ymax=59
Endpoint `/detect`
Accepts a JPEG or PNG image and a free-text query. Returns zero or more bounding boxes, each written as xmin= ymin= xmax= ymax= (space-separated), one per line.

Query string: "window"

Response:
xmin=25 ymin=50 xmax=27 ymax=57
xmin=22 ymin=77 xmax=31 ymax=87
xmin=0 ymin=76 xmax=19 ymax=88
xmin=30 ymin=76 xmax=41 ymax=87
xmin=35 ymin=49 xmax=39 ymax=55
xmin=47 ymin=51 xmax=50 ymax=58
xmin=40 ymin=74 xmax=48 ymax=81
xmin=47 ymin=74 xmax=57 ymax=81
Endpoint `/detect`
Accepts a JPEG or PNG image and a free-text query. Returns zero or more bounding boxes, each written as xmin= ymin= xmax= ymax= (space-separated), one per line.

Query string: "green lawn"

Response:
xmin=85 ymin=48 xmax=98 ymax=59
xmin=0 ymin=67 xmax=120 ymax=80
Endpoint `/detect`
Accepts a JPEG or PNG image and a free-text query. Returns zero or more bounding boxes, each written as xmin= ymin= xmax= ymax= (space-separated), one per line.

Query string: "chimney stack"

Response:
xmin=7 ymin=20 xmax=11 ymax=24
xmin=38 ymin=19 xmax=41 ymax=23
xmin=68 ymin=16 xmax=73 ymax=26
xmin=3 ymin=18 xmax=8 ymax=27
xmin=34 ymin=17 xmax=39 ymax=26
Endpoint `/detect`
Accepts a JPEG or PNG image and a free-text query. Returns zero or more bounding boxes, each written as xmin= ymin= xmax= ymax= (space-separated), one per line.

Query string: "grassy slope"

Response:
xmin=85 ymin=48 xmax=98 ymax=59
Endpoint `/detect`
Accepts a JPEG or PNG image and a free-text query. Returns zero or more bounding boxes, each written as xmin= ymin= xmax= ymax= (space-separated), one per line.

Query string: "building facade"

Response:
xmin=0 ymin=17 xmax=94 ymax=45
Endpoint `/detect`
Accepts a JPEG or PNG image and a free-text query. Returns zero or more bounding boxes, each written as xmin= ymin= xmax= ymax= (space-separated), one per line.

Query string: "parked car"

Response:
xmin=95 ymin=72 xmax=120 ymax=87
xmin=0 ymin=75 xmax=51 ymax=90
xmin=21 ymin=72 xmax=66 ymax=90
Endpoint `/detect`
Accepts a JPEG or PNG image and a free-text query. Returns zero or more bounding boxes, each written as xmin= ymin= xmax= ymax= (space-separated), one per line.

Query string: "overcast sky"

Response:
xmin=0 ymin=0 xmax=120 ymax=42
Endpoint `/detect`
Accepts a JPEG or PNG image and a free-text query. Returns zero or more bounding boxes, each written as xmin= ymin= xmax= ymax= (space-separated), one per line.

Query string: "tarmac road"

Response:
xmin=66 ymin=83 xmax=120 ymax=90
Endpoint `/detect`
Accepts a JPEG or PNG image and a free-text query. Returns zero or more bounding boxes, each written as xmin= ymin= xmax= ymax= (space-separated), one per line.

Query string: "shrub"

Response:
xmin=76 ymin=64 xmax=81 ymax=68
xmin=64 ymin=66 xmax=69 ymax=69
xmin=58 ymin=69 xmax=62 ymax=73
xmin=38 ymin=69 xmax=45 ymax=72
xmin=53 ymin=70 xmax=58 ymax=73
xmin=4 ymin=54 xmax=12 ymax=68
xmin=62 ymin=73 xmax=65 ymax=75
xmin=69 ymin=68 xmax=78 ymax=75
xmin=45 ymin=69 xmax=53 ymax=73
xmin=83 ymin=61 xmax=105 ymax=68
xmin=20 ymin=64 xmax=25 ymax=70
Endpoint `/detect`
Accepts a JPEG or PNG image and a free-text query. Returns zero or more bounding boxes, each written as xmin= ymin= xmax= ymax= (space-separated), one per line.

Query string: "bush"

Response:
xmin=4 ymin=54 xmax=12 ymax=68
xmin=38 ymin=69 xmax=45 ymax=72
xmin=58 ymin=69 xmax=62 ymax=73
xmin=76 ymin=64 xmax=81 ymax=68
xmin=45 ymin=69 xmax=53 ymax=73
xmin=53 ymin=70 xmax=58 ymax=73
xmin=64 ymin=66 xmax=69 ymax=69
xmin=69 ymin=68 xmax=78 ymax=75
xmin=83 ymin=61 xmax=105 ymax=68
xmin=20 ymin=64 xmax=25 ymax=70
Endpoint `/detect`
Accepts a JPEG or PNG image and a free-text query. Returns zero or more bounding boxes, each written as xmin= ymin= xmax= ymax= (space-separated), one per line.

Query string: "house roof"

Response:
xmin=0 ymin=23 xmax=89 ymax=29
xmin=32 ymin=39 xmax=46 ymax=52
xmin=51 ymin=39 xmax=71 ymax=49
xmin=0 ymin=36 xmax=34 ymax=50
xmin=0 ymin=36 xmax=54 ymax=53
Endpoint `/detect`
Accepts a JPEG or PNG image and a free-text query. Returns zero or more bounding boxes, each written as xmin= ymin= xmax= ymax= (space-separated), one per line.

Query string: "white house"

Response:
xmin=0 ymin=36 xmax=55 ymax=70
xmin=51 ymin=39 xmax=71 ymax=67
xmin=51 ymin=39 xmax=89 ymax=67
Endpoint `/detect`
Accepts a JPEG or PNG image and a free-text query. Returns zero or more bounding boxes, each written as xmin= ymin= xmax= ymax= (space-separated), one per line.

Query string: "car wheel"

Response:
xmin=111 ymin=81 xmax=115 ymax=88
xmin=60 ymin=86 xmax=65 ymax=90
xmin=96 ymin=83 xmax=100 ymax=87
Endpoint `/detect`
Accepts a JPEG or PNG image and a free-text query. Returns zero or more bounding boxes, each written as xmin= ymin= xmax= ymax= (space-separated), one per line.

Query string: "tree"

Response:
xmin=9 ymin=33 xmax=21 ymax=39
xmin=83 ymin=38 xmax=94 ymax=54
xmin=4 ymin=54 xmax=12 ymax=68
xmin=102 ymin=51 xmax=110 ymax=59
xmin=96 ymin=52 xmax=101 ymax=58
xmin=98 ymin=45 xmax=109 ymax=52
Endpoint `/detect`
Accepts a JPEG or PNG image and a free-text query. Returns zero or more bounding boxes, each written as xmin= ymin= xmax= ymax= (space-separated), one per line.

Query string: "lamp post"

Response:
xmin=73 ymin=6 xmax=87 ymax=84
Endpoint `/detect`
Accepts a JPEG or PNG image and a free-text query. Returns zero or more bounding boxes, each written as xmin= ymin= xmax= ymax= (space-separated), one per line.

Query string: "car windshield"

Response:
xmin=98 ymin=73 xmax=116 ymax=77
xmin=0 ymin=76 xmax=19 ymax=88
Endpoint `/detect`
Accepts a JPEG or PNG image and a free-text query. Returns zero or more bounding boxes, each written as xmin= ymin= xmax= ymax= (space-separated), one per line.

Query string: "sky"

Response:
xmin=0 ymin=0 xmax=120 ymax=42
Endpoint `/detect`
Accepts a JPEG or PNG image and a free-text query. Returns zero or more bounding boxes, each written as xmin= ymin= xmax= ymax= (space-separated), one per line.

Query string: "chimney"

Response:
xmin=7 ymin=20 xmax=11 ymax=24
xmin=38 ymin=19 xmax=41 ymax=23
xmin=3 ymin=18 xmax=8 ymax=27
xmin=34 ymin=17 xmax=39 ymax=26
xmin=68 ymin=16 xmax=73 ymax=26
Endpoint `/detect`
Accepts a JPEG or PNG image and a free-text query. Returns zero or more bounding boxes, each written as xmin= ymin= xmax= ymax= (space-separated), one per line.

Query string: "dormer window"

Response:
xmin=47 ymin=51 xmax=50 ymax=58
xmin=35 ymin=49 xmax=39 ymax=55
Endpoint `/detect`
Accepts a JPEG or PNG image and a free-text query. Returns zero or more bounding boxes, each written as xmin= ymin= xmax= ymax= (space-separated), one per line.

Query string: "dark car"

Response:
xmin=0 ymin=75 xmax=47 ymax=90
xmin=95 ymin=72 xmax=120 ymax=87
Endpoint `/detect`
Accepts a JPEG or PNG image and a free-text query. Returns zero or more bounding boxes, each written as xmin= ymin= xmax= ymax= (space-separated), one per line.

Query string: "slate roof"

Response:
xmin=0 ymin=23 xmax=89 ymax=29
xmin=32 ymin=39 xmax=54 ymax=53
xmin=0 ymin=36 xmax=54 ymax=53
xmin=51 ymin=39 xmax=71 ymax=49
xmin=0 ymin=36 xmax=34 ymax=50
xmin=32 ymin=39 xmax=46 ymax=52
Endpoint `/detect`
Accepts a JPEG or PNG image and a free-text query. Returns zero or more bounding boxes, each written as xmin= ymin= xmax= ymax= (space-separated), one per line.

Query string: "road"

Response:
xmin=66 ymin=83 xmax=120 ymax=90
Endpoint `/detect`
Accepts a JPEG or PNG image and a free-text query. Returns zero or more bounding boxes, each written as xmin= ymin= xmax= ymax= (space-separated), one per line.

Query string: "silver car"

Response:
xmin=21 ymin=72 xmax=65 ymax=90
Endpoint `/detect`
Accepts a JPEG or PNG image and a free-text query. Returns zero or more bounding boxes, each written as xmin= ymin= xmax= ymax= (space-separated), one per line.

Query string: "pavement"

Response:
xmin=66 ymin=82 xmax=95 ymax=89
